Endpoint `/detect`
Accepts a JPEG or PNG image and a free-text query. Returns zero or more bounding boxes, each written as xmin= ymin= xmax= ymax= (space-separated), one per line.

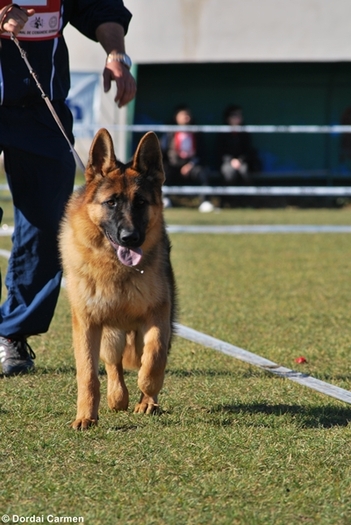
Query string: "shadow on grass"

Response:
xmin=107 ymin=425 xmax=139 ymax=433
xmin=35 ymin=365 xmax=77 ymax=375
xmin=210 ymin=403 xmax=351 ymax=428
xmin=167 ymin=369 xmax=256 ymax=378
xmin=14 ymin=365 xmax=120 ymax=376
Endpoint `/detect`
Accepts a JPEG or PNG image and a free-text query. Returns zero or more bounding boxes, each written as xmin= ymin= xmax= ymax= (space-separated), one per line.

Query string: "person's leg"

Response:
xmin=220 ymin=158 xmax=241 ymax=207
xmin=0 ymin=102 xmax=76 ymax=375
xmin=163 ymin=165 xmax=184 ymax=207
xmin=166 ymin=165 xmax=183 ymax=185
xmin=190 ymin=165 xmax=214 ymax=211
xmin=0 ymin=147 xmax=75 ymax=338
xmin=0 ymin=146 xmax=75 ymax=375
xmin=0 ymin=206 xmax=2 ymax=300
xmin=221 ymin=157 xmax=236 ymax=184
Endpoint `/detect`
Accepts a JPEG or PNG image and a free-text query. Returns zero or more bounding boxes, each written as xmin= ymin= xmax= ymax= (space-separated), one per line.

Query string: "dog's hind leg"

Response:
xmin=100 ymin=328 xmax=129 ymax=412
xmin=123 ymin=331 xmax=142 ymax=369
xmin=134 ymin=314 xmax=171 ymax=414
xmin=72 ymin=316 xmax=101 ymax=430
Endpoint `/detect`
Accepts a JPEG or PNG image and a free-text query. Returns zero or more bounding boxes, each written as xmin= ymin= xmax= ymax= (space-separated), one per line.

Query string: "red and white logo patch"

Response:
xmin=0 ymin=0 xmax=61 ymax=40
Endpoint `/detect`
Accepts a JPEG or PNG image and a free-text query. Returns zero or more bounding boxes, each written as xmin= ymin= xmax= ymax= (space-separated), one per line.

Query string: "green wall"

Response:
xmin=133 ymin=62 xmax=351 ymax=183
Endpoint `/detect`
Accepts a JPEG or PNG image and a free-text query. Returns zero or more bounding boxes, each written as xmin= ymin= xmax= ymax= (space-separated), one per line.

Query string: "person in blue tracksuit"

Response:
xmin=0 ymin=0 xmax=136 ymax=375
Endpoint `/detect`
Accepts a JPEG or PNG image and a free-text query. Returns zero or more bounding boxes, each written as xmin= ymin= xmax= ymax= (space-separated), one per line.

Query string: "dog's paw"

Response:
xmin=107 ymin=393 xmax=129 ymax=412
xmin=134 ymin=402 xmax=160 ymax=415
xmin=71 ymin=418 xmax=98 ymax=430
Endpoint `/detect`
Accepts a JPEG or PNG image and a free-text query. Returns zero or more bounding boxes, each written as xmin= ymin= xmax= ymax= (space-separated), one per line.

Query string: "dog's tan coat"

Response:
xmin=59 ymin=129 xmax=175 ymax=429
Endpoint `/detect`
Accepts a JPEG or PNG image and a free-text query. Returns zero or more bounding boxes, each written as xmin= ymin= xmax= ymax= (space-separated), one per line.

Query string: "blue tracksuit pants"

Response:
xmin=0 ymin=101 xmax=76 ymax=337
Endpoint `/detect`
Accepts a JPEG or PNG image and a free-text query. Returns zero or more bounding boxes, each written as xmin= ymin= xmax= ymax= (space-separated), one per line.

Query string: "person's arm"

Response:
xmin=96 ymin=22 xmax=136 ymax=108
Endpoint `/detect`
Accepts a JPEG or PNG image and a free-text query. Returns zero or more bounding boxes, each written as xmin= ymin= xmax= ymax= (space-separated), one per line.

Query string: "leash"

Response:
xmin=10 ymin=33 xmax=86 ymax=172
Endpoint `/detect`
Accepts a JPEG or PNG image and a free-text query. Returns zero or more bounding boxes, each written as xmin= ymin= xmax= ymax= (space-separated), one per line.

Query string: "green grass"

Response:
xmin=164 ymin=206 xmax=351 ymax=225
xmin=1 ymin=202 xmax=351 ymax=524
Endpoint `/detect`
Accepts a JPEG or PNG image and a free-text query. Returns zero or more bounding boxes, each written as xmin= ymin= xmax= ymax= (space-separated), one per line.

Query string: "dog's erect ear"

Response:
xmin=132 ymin=132 xmax=165 ymax=185
xmin=85 ymin=128 xmax=116 ymax=182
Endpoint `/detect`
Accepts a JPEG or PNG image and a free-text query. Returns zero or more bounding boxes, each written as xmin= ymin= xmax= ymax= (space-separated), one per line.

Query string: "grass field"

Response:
xmin=1 ymin=200 xmax=351 ymax=524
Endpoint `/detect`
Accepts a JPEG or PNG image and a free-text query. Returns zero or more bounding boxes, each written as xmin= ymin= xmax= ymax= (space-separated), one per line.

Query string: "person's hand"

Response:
xmin=103 ymin=61 xmax=136 ymax=108
xmin=0 ymin=5 xmax=35 ymax=36
xmin=180 ymin=162 xmax=194 ymax=176
xmin=231 ymin=158 xmax=242 ymax=170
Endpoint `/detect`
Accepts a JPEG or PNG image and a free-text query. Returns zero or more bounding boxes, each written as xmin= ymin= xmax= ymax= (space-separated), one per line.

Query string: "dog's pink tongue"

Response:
xmin=117 ymin=246 xmax=143 ymax=267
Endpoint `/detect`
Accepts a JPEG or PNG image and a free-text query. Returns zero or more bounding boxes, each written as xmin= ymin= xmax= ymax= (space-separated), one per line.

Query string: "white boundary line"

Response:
xmin=1 ymin=234 xmax=351 ymax=404
xmin=0 ymin=227 xmax=13 ymax=236
xmin=72 ymin=124 xmax=351 ymax=134
xmin=163 ymin=185 xmax=351 ymax=196
xmin=2 ymin=225 xmax=351 ymax=236
xmin=167 ymin=225 xmax=351 ymax=234
xmin=2 ymin=184 xmax=351 ymax=196
xmin=175 ymin=324 xmax=351 ymax=405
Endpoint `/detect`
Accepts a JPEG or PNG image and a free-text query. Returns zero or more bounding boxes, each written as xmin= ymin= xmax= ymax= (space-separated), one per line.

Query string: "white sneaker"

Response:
xmin=163 ymin=197 xmax=172 ymax=208
xmin=198 ymin=200 xmax=214 ymax=213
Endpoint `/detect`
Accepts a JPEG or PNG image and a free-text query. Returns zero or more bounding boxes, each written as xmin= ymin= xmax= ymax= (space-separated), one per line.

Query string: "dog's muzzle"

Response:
xmin=105 ymin=231 xmax=143 ymax=267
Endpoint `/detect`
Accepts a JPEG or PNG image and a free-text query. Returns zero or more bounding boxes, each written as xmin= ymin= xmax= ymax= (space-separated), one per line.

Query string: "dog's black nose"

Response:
xmin=119 ymin=228 xmax=140 ymax=246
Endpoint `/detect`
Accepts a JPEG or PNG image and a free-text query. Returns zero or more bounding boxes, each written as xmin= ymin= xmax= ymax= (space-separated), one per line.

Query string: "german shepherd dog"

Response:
xmin=59 ymin=129 xmax=176 ymax=429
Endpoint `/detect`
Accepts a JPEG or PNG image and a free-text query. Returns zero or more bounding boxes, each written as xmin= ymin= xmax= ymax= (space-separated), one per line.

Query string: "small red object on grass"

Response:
xmin=295 ymin=356 xmax=307 ymax=364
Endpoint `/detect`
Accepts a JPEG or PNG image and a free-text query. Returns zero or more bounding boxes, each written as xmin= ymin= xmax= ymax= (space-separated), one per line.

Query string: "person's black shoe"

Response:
xmin=0 ymin=336 xmax=36 ymax=376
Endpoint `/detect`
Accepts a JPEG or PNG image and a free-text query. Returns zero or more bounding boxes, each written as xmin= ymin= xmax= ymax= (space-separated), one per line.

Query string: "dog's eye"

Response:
xmin=134 ymin=197 xmax=147 ymax=208
xmin=104 ymin=199 xmax=117 ymax=208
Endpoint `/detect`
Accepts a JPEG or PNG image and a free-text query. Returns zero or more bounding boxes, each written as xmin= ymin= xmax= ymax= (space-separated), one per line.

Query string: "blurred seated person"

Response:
xmin=217 ymin=105 xmax=262 ymax=185
xmin=161 ymin=105 xmax=213 ymax=211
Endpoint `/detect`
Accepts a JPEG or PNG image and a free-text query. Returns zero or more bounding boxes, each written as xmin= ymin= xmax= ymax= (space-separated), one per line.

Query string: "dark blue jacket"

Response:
xmin=0 ymin=0 xmax=132 ymax=105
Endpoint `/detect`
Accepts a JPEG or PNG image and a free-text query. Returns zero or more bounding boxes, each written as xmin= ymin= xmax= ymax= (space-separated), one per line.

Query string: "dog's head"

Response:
xmin=84 ymin=128 xmax=165 ymax=267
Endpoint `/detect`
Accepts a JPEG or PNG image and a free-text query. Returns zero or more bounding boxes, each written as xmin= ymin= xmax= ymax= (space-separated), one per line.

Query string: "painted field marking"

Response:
xmin=176 ymin=324 xmax=351 ymax=405
xmin=163 ymin=185 xmax=351 ymax=196
xmin=2 ymin=224 xmax=351 ymax=237
xmin=0 ymin=248 xmax=11 ymax=258
xmin=0 ymin=226 xmax=14 ymax=236
xmin=167 ymin=224 xmax=351 ymax=234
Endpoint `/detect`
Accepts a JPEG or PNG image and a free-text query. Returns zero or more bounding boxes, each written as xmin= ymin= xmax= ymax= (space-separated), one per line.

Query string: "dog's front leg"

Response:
xmin=100 ymin=327 xmax=129 ymax=412
xmin=71 ymin=313 xmax=101 ymax=430
xmin=134 ymin=314 xmax=171 ymax=414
